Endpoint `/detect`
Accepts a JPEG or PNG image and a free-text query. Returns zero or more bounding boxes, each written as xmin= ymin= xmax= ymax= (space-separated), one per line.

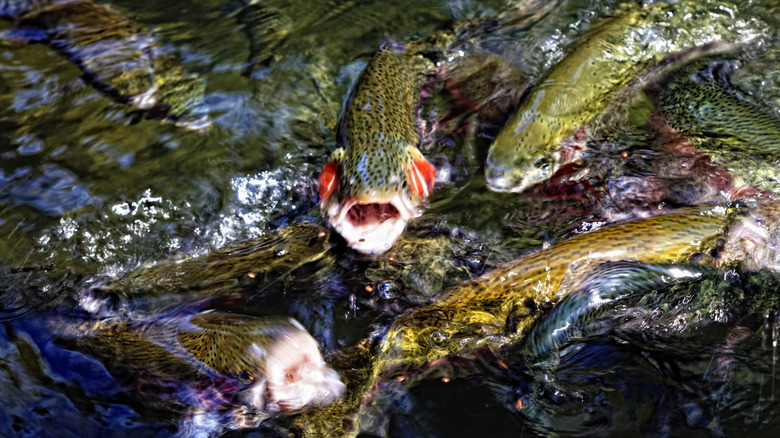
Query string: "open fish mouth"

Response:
xmin=325 ymin=193 xmax=416 ymax=255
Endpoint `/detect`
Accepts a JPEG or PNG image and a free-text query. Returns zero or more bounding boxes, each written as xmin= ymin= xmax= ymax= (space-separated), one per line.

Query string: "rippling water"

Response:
xmin=3 ymin=0 xmax=780 ymax=436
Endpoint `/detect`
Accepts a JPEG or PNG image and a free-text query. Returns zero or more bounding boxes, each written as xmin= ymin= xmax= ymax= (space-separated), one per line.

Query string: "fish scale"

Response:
xmin=380 ymin=206 xmax=736 ymax=371
xmin=293 ymin=205 xmax=759 ymax=437
xmin=525 ymin=260 xmax=711 ymax=363
xmin=485 ymin=0 xmax=770 ymax=192
xmin=49 ymin=312 xmax=299 ymax=382
xmin=338 ymin=45 xmax=428 ymax=198
xmin=660 ymin=61 xmax=780 ymax=153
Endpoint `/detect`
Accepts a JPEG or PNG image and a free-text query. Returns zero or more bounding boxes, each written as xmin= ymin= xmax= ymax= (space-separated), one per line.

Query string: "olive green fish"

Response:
xmin=80 ymin=221 xmax=334 ymax=313
xmin=659 ymin=60 xmax=780 ymax=153
xmin=2 ymin=0 xmax=210 ymax=131
xmin=293 ymin=205 xmax=756 ymax=436
xmin=377 ymin=206 xmax=736 ymax=372
xmin=51 ymin=311 xmax=345 ymax=415
xmin=485 ymin=1 xmax=767 ymax=192
xmin=318 ymin=38 xmax=438 ymax=255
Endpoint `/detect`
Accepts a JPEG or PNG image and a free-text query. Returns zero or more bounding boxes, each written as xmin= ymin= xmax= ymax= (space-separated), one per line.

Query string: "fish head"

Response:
xmin=240 ymin=318 xmax=345 ymax=413
xmin=180 ymin=313 xmax=344 ymax=413
xmin=484 ymin=111 xmax=563 ymax=193
xmin=318 ymin=144 xmax=435 ymax=255
xmin=485 ymin=142 xmax=560 ymax=193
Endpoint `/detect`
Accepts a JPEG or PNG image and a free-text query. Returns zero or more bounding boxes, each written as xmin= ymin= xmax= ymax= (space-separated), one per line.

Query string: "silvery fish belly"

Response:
xmin=51 ymin=311 xmax=345 ymax=417
xmin=318 ymin=39 xmax=436 ymax=255
xmin=484 ymin=1 xmax=770 ymax=193
xmin=2 ymin=0 xmax=210 ymax=131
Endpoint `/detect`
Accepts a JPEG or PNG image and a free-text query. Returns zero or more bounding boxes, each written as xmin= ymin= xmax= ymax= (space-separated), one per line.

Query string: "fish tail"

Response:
xmin=527 ymin=261 xmax=709 ymax=364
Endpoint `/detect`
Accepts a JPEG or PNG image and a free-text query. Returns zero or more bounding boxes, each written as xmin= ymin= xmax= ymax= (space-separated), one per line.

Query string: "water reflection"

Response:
xmin=2 ymin=0 xmax=780 ymax=436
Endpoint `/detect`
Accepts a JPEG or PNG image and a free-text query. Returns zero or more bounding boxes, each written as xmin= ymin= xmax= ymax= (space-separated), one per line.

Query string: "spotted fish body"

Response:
xmin=659 ymin=61 xmax=780 ymax=153
xmin=319 ymin=39 xmax=437 ymax=255
xmin=293 ymin=206 xmax=757 ymax=437
xmin=378 ymin=206 xmax=735 ymax=371
xmin=83 ymin=221 xmax=334 ymax=309
xmin=2 ymin=0 xmax=210 ymax=131
xmin=525 ymin=260 xmax=709 ymax=363
xmin=485 ymin=1 xmax=767 ymax=192
xmin=485 ymin=8 xmax=645 ymax=192
xmin=52 ymin=311 xmax=345 ymax=414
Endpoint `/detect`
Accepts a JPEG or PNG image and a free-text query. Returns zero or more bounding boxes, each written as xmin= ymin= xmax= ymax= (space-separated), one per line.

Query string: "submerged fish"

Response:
xmin=226 ymin=0 xmax=455 ymax=73
xmin=659 ymin=60 xmax=780 ymax=153
xmin=524 ymin=260 xmax=710 ymax=363
xmin=80 ymin=221 xmax=334 ymax=313
xmin=1 ymin=0 xmax=210 ymax=131
xmin=484 ymin=1 xmax=765 ymax=192
xmin=51 ymin=311 xmax=345 ymax=421
xmin=293 ymin=205 xmax=768 ymax=436
xmin=318 ymin=39 xmax=437 ymax=255
xmin=377 ymin=206 xmax=737 ymax=372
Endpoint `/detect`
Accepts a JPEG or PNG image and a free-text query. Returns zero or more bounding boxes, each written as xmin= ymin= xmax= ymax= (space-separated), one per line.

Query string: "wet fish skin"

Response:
xmin=318 ymin=39 xmax=438 ymax=255
xmin=335 ymin=41 xmax=434 ymax=202
xmin=485 ymin=1 xmax=767 ymax=193
xmin=292 ymin=206 xmax=742 ymax=437
xmin=51 ymin=311 xmax=345 ymax=416
xmin=485 ymin=8 xmax=645 ymax=193
xmin=378 ymin=206 xmax=735 ymax=372
xmin=3 ymin=0 xmax=210 ymax=131
xmin=80 ymin=221 xmax=334 ymax=313
xmin=659 ymin=60 xmax=780 ymax=154
xmin=525 ymin=260 xmax=710 ymax=363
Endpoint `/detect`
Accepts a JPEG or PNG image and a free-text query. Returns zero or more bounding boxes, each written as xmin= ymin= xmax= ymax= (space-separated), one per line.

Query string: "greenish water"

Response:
xmin=3 ymin=0 xmax=780 ymax=436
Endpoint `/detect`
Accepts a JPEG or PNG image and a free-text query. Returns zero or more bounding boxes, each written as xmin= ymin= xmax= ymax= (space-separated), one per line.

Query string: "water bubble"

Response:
xmin=376 ymin=281 xmax=398 ymax=299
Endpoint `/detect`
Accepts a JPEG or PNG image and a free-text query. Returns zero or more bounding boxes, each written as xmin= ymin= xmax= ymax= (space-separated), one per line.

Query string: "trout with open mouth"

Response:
xmin=318 ymin=38 xmax=437 ymax=255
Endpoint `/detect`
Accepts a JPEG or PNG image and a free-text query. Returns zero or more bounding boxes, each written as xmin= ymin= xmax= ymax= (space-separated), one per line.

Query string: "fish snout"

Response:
xmin=484 ymin=162 xmax=540 ymax=193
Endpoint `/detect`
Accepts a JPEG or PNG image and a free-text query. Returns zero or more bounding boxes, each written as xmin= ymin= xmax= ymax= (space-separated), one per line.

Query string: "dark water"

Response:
xmin=3 ymin=0 xmax=780 ymax=436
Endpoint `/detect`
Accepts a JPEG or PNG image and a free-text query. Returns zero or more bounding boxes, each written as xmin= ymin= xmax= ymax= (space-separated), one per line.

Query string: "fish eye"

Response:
xmin=534 ymin=157 xmax=552 ymax=171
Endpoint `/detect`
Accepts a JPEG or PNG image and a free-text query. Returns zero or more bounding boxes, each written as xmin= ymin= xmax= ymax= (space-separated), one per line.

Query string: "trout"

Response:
xmin=50 ymin=311 xmax=345 ymax=416
xmin=318 ymin=39 xmax=437 ymax=255
xmin=485 ymin=1 xmax=766 ymax=192
xmin=1 ymin=0 xmax=210 ymax=131
xmin=659 ymin=60 xmax=780 ymax=153
xmin=294 ymin=205 xmax=764 ymax=436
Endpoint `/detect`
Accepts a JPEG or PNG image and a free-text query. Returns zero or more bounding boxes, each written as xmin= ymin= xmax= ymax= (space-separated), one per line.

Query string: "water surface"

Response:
xmin=3 ymin=0 xmax=780 ymax=436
